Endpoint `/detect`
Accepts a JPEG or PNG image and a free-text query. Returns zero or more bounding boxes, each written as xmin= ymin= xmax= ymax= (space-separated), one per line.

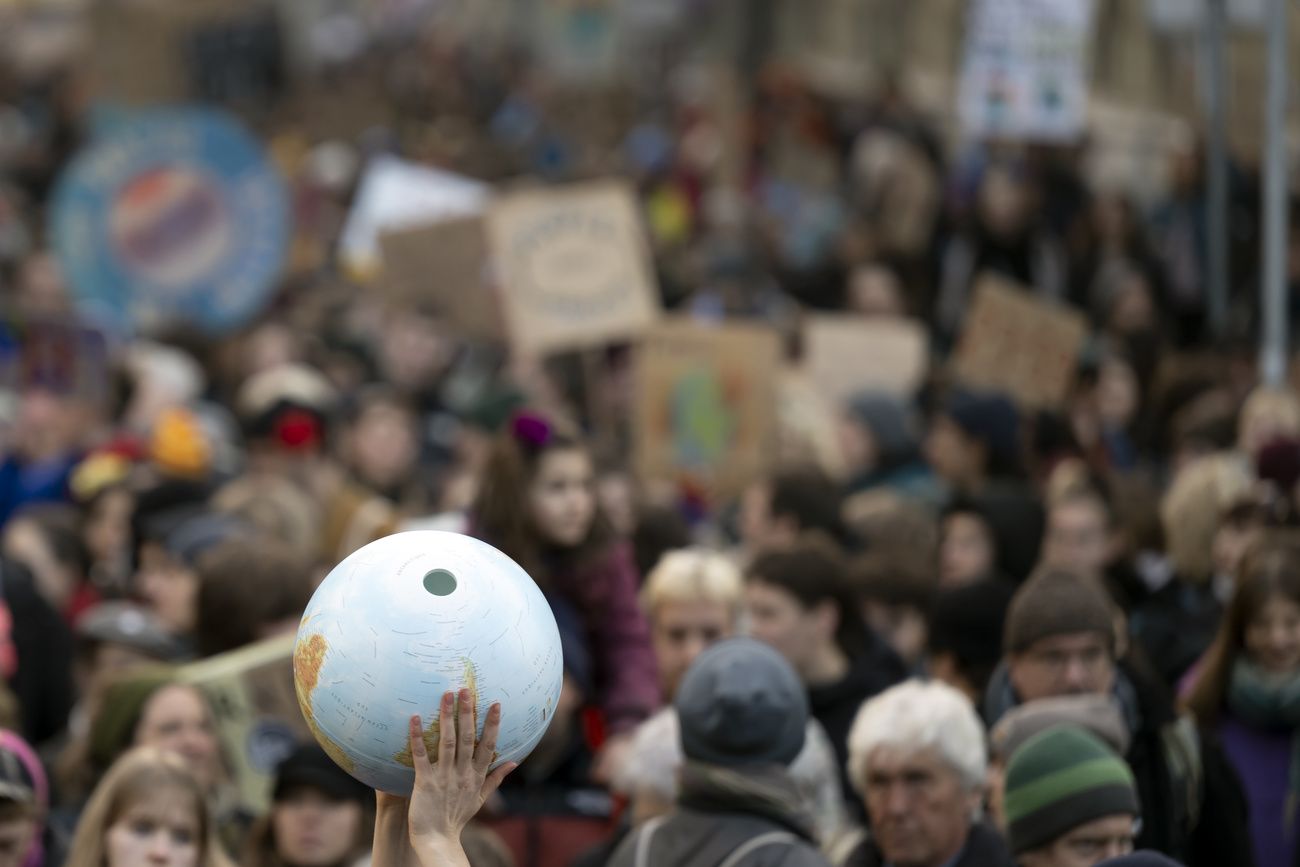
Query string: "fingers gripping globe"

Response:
xmin=293 ymin=532 xmax=563 ymax=795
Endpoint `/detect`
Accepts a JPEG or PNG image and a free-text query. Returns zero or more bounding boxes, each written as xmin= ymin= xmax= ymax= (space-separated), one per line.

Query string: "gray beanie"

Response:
xmin=675 ymin=638 xmax=808 ymax=768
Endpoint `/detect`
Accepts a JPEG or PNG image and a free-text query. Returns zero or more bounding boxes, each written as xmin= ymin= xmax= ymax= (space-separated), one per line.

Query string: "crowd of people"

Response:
xmin=3 ymin=7 xmax=1300 ymax=867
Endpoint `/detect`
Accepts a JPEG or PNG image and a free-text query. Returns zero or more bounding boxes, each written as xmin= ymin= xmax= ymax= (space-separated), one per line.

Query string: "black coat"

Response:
xmin=808 ymin=629 xmax=906 ymax=818
xmin=1117 ymin=660 xmax=1254 ymax=867
xmin=3 ymin=559 xmax=73 ymax=746
xmin=842 ymin=822 xmax=1011 ymax=867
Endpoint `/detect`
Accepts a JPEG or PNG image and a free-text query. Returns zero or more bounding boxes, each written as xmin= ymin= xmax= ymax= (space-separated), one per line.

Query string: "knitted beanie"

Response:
xmin=90 ymin=666 xmax=179 ymax=768
xmin=1004 ymin=726 xmax=1140 ymax=855
xmin=1003 ymin=569 xmax=1115 ymax=654
xmin=675 ymin=638 xmax=807 ymax=768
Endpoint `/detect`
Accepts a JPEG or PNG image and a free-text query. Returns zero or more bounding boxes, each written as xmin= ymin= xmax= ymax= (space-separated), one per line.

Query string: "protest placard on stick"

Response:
xmin=377 ymin=217 xmax=502 ymax=341
xmin=951 ymin=273 xmax=1087 ymax=408
xmin=633 ymin=319 xmax=780 ymax=500
xmin=487 ymin=181 xmax=661 ymax=356
xmin=802 ymin=315 xmax=929 ymax=407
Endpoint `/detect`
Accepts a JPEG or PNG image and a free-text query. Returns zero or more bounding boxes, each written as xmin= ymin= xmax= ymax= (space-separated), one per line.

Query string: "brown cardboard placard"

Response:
xmin=633 ymin=319 xmax=781 ymax=500
xmin=487 ymin=181 xmax=661 ymax=356
xmin=951 ymin=273 xmax=1087 ymax=408
xmin=377 ymin=217 xmax=503 ymax=341
xmin=802 ymin=315 xmax=929 ymax=407
xmin=181 ymin=634 xmax=309 ymax=813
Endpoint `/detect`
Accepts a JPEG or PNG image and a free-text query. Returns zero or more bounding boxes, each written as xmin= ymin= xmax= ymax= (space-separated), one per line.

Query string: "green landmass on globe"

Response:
xmin=292 ymin=627 xmax=355 ymax=773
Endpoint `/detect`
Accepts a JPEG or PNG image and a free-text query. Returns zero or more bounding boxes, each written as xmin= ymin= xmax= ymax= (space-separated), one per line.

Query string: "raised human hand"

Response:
xmin=406 ymin=689 xmax=516 ymax=867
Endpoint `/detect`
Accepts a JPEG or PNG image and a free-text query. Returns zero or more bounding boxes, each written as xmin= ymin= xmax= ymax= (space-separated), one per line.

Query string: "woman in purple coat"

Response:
xmin=1185 ymin=534 xmax=1300 ymax=867
xmin=471 ymin=411 xmax=660 ymax=779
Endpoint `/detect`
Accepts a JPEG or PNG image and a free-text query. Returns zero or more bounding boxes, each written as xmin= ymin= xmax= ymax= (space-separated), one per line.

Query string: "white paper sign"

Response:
xmin=957 ymin=0 xmax=1096 ymax=142
xmin=339 ymin=156 xmax=489 ymax=280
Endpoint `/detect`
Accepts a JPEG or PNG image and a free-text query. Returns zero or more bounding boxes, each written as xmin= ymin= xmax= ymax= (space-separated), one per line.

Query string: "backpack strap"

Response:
xmin=716 ymin=831 xmax=799 ymax=867
xmin=633 ymin=815 xmax=669 ymax=867
xmin=1162 ymin=713 xmax=1204 ymax=831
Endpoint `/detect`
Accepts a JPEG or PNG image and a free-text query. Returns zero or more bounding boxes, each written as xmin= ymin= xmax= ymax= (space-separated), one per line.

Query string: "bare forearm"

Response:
xmin=413 ymin=838 xmax=470 ymax=867
xmin=372 ymin=804 xmax=416 ymax=867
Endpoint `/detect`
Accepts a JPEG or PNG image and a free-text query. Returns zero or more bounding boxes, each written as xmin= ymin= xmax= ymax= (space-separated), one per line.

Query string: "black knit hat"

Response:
xmin=1003 ymin=569 xmax=1115 ymax=655
xmin=274 ymin=743 xmax=373 ymax=805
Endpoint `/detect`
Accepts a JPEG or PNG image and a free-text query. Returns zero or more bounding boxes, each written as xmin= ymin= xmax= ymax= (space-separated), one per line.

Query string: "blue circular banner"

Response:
xmin=49 ymin=108 xmax=289 ymax=334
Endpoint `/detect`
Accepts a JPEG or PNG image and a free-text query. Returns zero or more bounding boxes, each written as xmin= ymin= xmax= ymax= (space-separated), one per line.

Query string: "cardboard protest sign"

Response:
xmin=951 ymin=274 xmax=1087 ymax=408
xmin=0 ymin=314 xmax=109 ymax=403
xmin=182 ymin=633 xmax=308 ymax=813
xmin=487 ymin=182 xmax=661 ymax=356
xmin=633 ymin=320 xmax=781 ymax=499
xmin=377 ymin=217 xmax=503 ymax=341
xmin=48 ymin=108 xmax=288 ymax=335
xmin=802 ymin=315 xmax=929 ymax=407
xmin=340 ymin=156 xmax=489 ymax=282
xmin=957 ymin=0 xmax=1096 ymax=142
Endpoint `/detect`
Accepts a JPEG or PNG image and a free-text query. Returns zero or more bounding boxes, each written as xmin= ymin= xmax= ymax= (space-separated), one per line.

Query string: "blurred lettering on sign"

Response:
xmin=377 ymin=217 xmax=503 ymax=341
xmin=0 ymin=313 xmax=108 ymax=403
xmin=952 ymin=273 xmax=1087 ymax=408
xmin=633 ymin=320 xmax=780 ymax=499
xmin=488 ymin=181 xmax=662 ymax=356
xmin=48 ymin=108 xmax=288 ymax=335
xmin=957 ymin=0 xmax=1096 ymax=142
xmin=802 ymin=315 xmax=930 ymax=406
xmin=182 ymin=633 xmax=309 ymax=813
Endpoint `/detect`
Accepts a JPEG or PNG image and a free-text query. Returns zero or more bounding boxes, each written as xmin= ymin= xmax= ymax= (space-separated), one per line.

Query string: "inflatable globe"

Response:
xmin=293 ymin=531 xmax=563 ymax=795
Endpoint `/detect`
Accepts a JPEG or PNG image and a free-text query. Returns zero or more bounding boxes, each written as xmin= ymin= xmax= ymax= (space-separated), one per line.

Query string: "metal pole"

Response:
xmin=1204 ymin=0 xmax=1229 ymax=340
xmin=1260 ymin=0 xmax=1289 ymax=386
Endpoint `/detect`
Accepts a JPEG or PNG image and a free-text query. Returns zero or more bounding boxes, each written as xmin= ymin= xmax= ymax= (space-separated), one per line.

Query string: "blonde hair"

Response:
xmin=1239 ymin=386 xmax=1300 ymax=455
xmin=640 ymin=548 xmax=743 ymax=621
xmin=1160 ymin=453 xmax=1253 ymax=581
xmin=66 ymin=748 xmax=231 ymax=867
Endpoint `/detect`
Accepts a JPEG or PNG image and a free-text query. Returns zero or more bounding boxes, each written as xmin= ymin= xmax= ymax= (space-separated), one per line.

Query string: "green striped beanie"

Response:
xmin=1004 ymin=725 xmax=1140 ymax=855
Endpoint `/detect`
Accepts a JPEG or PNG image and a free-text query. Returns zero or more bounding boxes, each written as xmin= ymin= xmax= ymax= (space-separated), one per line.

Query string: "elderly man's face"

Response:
xmin=1008 ymin=632 xmax=1116 ymax=703
xmin=863 ymin=745 xmax=980 ymax=867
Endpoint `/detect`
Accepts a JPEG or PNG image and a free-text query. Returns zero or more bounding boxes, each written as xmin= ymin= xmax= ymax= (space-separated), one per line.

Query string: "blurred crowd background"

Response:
xmin=0 ymin=1 xmax=1298 ymax=867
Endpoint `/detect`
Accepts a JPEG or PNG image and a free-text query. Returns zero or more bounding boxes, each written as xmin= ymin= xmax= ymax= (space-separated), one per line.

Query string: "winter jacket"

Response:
xmin=984 ymin=659 xmax=1254 ymax=867
xmin=606 ymin=809 xmax=830 ymax=867
xmin=841 ymin=821 xmax=1011 ymax=867
xmin=1214 ymin=711 xmax=1294 ymax=867
xmin=550 ymin=541 xmax=660 ymax=734
xmin=808 ymin=628 xmax=906 ymax=818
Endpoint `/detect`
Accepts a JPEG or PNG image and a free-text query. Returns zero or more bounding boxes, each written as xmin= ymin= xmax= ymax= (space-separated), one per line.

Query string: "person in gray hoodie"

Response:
xmin=606 ymin=638 xmax=831 ymax=867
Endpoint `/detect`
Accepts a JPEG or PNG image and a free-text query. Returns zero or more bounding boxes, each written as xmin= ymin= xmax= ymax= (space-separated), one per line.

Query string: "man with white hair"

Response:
xmin=843 ymin=680 xmax=1011 ymax=867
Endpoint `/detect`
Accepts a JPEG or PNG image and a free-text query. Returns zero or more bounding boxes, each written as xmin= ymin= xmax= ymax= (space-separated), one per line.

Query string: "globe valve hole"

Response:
xmin=423 ymin=569 xmax=457 ymax=596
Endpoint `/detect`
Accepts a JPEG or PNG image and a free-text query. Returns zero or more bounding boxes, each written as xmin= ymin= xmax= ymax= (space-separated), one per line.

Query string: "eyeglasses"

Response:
xmin=1024 ymin=645 xmax=1111 ymax=677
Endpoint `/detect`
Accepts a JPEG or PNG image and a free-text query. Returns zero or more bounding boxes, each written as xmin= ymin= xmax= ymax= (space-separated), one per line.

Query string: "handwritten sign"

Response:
xmin=951 ymin=273 xmax=1087 ymax=408
xmin=633 ymin=320 xmax=780 ymax=499
xmin=377 ymin=217 xmax=503 ymax=341
xmin=957 ymin=0 xmax=1096 ymax=142
xmin=802 ymin=315 xmax=929 ymax=407
xmin=487 ymin=181 xmax=661 ymax=356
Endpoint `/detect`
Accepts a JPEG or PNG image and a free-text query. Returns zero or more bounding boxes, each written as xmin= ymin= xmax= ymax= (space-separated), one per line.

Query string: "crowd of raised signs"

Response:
xmin=1 ymin=8 xmax=1300 ymax=867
